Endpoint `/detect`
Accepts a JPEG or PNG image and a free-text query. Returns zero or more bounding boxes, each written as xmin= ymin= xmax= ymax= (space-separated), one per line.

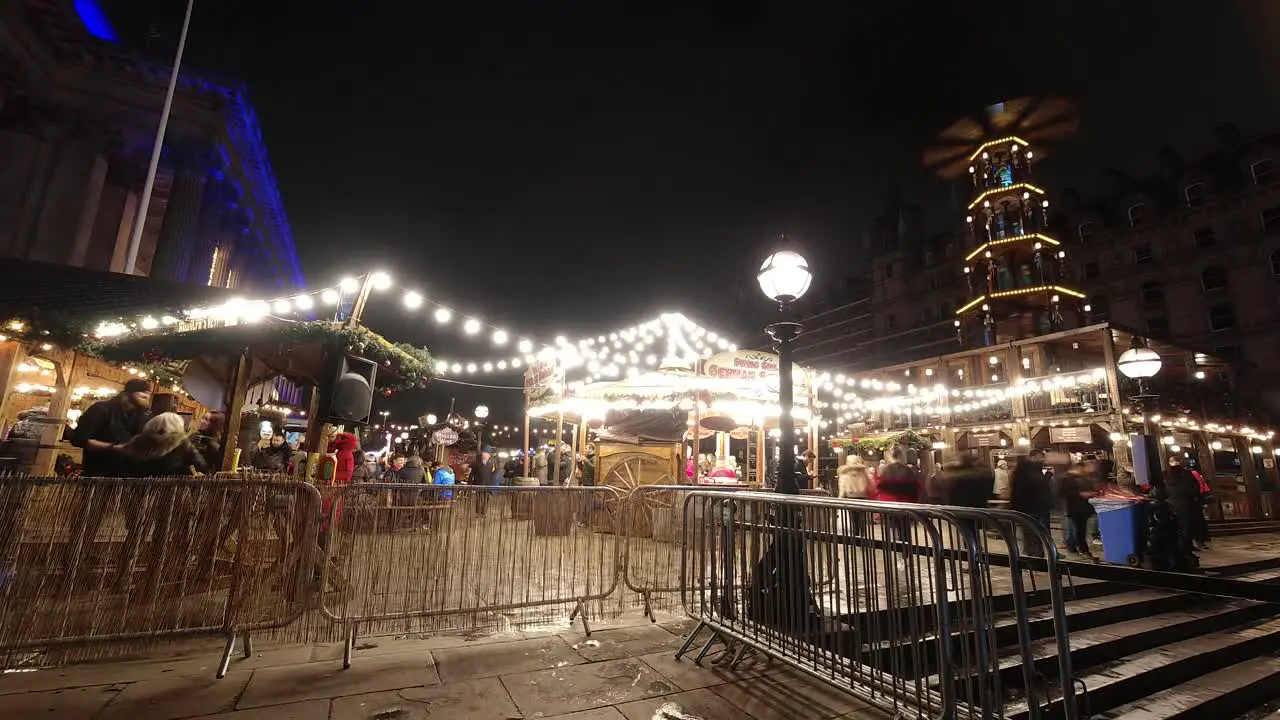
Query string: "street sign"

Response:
xmin=432 ymin=427 xmax=459 ymax=446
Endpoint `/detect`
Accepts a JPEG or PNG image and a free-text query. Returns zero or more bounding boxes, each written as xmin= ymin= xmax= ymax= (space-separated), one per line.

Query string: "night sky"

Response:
xmin=99 ymin=1 xmax=1280 ymax=432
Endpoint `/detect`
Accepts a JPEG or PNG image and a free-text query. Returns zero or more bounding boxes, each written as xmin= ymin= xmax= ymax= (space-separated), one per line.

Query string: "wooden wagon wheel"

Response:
xmin=601 ymin=453 xmax=675 ymax=537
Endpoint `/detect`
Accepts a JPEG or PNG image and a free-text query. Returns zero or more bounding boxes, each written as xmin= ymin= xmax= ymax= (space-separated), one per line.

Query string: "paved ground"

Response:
xmin=0 ymin=612 xmax=886 ymax=720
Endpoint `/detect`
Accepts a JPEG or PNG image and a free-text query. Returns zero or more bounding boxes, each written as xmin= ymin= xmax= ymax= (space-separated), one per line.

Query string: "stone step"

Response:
xmin=1006 ymin=616 xmax=1280 ymax=719
xmin=1100 ymin=655 xmax=1280 ymax=719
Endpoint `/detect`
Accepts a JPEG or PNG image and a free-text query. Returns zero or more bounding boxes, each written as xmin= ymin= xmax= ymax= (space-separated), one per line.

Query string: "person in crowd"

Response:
xmin=383 ymin=454 xmax=407 ymax=481
xmin=430 ymin=461 xmax=456 ymax=501
xmin=504 ymin=452 xmax=521 ymax=484
xmin=1190 ymin=463 xmax=1212 ymax=549
xmin=993 ymin=458 xmax=1011 ymax=501
xmin=1165 ymin=455 xmax=1204 ymax=556
xmin=533 ymin=445 xmax=550 ymax=485
xmin=686 ymin=455 xmax=698 ymax=482
xmin=836 ymin=454 xmax=872 ymax=535
xmin=1011 ymin=449 xmax=1052 ymax=556
xmin=876 ymin=446 xmax=921 ymax=542
xmin=351 ymin=452 xmax=380 ymax=483
xmin=578 ymin=445 xmax=597 ymax=486
xmin=556 ymin=443 xmax=575 ymax=485
xmin=120 ymin=412 xmax=209 ymax=477
xmin=876 ymin=446 xmax=921 ymax=503
xmin=1059 ymin=463 xmax=1099 ymax=559
xmin=190 ymin=412 xmax=225 ymax=471
xmin=940 ymin=452 xmax=996 ymax=541
xmin=70 ymin=378 xmax=152 ymax=477
xmin=472 ymin=446 xmax=500 ymax=514
xmin=837 ymin=455 xmax=872 ymax=499
xmin=253 ymin=434 xmax=292 ymax=473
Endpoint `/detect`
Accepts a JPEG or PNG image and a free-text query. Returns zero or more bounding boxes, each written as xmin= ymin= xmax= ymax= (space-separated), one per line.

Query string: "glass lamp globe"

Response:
xmin=475 ymin=405 xmax=490 ymax=419
xmin=1117 ymin=345 xmax=1162 ymax=379
xmin=757 ymin=250 xmax=812 ymax=304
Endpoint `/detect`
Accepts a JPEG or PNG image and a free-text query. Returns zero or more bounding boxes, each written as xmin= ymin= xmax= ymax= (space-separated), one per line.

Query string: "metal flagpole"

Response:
xmin=123 ymin=0 xmax=195 ymax=275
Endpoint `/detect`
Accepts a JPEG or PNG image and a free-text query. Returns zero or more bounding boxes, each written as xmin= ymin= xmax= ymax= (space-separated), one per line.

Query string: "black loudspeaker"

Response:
xmin=323 ymin=354 xmax=377 ymax=424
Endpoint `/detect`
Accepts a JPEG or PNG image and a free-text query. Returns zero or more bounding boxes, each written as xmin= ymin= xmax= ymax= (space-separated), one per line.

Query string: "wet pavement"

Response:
xmin=0 ymin=612 xmax=885 ymax=719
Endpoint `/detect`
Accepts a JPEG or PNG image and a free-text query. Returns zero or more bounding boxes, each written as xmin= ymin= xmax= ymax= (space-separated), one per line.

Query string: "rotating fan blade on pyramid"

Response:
xmin=921 ymin=97 xmax=1080 ymax=178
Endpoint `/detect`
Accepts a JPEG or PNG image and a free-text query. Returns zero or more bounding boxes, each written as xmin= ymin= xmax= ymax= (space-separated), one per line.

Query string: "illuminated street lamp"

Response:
xmin=757 ymin=250 xmax=812 ymax=495
xmin=748 ymin=245 xmax=818 ymax=633
xmin=475 ymin=405 xmax=490 ymax=451
xmin=1118 ymin=335 xmax=1164 ymax=487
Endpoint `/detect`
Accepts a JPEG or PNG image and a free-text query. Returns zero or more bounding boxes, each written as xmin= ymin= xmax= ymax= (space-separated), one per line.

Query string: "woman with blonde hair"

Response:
xmin=120 ymin=412 xmax=209 ymax=477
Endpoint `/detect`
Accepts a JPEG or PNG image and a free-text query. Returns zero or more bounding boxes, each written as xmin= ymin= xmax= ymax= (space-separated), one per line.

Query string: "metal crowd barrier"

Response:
xmin=0 ymin=475 xmax=322 ymax=675
xmin=677 ymin=490 xmax=1076 ymax=720
xmin=319 ymin=483 xmax=623 ymax=667
xmin=620 ymin=484 xmax=752 ymax=620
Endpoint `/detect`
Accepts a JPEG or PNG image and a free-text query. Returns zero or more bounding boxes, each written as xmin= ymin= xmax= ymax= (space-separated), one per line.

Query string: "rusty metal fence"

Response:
xmin=0 ymin=474 xmax=1071 ymax=714
xmin=0 ymin=475 xmax=322 ymax=675
xmin=318 ymin=483 xmax=623 ymax=666
xmin=677 ymin=490 xmax=1076 ymax=720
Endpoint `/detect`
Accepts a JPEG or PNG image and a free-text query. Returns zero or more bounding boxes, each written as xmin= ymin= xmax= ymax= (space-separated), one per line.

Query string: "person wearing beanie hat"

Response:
xmin=70 ymin=378 xmax=152 ymax=477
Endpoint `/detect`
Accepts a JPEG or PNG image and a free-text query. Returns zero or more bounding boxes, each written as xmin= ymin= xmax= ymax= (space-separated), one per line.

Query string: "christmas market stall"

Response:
xmin=99 ymin=318 xmax=433 ymax=473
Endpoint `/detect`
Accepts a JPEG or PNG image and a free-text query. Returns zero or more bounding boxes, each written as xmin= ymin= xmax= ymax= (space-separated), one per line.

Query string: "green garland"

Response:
xmin=832 ymin=429 xmax=927 ymax=453
xmin=98 ymin=321 xmax=434 ymax=392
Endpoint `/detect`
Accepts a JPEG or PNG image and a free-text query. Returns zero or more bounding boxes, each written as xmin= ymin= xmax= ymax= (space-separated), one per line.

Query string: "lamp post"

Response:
xmin=746 ymin=246 xmax=819 ymax=632
xmin=1117 ymin=336 xmax=1163 ymax=487
xmin=475 ymin=404 xmax=490 ymax=452
xmin=757 ymin=250 xmax=812 ymax=495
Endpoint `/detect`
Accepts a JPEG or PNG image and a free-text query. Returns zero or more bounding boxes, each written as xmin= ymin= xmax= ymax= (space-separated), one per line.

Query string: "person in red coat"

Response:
xmin=320 ymin=432 xmax=359 ymax=535
xmin=876 ymin=446 xmax=921 ymax=542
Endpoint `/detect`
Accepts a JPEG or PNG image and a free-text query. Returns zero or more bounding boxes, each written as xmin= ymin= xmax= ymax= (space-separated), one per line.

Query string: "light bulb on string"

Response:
xmin=403 ymin=291 xmax=423 ymax=309
xmin=294 ymin=295 xmax=314 ymax=310
xmin=517 ymin=339 xmax=533 ymax=353
xmin=465 ymin=363 xmax=477 ymax=373
xmin=321 ymin=289 xmax=340 ymax=305
xmin=492 ymin=330 xmax=509 ymax=345
xmin=338 ymin=277 xmax=359 ymax=293
xmin=463 ymin=319 xmax=481 ymax=335
xmin=435 ymin=308 xmax=452 ymax=324
xmin=273 ymin=300 xmax=292 ymax=314
xmin=370 ymin=272 xmax=392 ymax=291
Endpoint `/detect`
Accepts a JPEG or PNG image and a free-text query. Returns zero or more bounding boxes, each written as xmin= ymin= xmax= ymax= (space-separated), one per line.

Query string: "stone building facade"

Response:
xmin=1064 ymin=125 xmax=1280 ymax=380
xmin=0 ymin=0 xmax=303 ymax=290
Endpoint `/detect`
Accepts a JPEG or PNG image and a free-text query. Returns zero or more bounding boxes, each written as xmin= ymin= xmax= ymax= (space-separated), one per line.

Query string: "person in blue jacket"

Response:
xmin=430 ymin=461 xmax=455 ymax=501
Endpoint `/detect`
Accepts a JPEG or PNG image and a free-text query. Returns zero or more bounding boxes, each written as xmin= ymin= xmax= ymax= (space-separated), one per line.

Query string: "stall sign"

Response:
xmin=969 ymin=432 xmax=1000 ymax=447
xmin=432 ymin=427 xmax=459 ymax=446
xmin=702 ymin=350 xmax=811 ymax=391
xmin=524 ymin=361 xmax=563 ymax=408
xmin=1049 ymin=426 xmax=1093 ymax=444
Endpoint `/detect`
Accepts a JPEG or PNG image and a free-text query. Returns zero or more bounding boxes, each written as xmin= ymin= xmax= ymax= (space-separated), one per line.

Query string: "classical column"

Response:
xmin=186 ymin=180 xmax=238 ymax=286
xmin=151 ymin=164 xmax=208 ymax=283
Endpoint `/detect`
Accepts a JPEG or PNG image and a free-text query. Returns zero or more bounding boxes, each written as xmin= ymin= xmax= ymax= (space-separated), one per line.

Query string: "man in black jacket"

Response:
xmin=473 ymin=446 xmax=500 ymax=515
xmin=1010 ymin=449 xmax=1052 ymax=556
xmin=70 ymin=379 xmax=152 ymax=477
xmin=1165 ymin=455 xmax=1202 ymax=558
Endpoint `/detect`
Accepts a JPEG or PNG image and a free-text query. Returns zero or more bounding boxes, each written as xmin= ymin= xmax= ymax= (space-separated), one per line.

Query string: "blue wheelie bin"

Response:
xmin=1089 ymin=498 xmax=1149 ymax=566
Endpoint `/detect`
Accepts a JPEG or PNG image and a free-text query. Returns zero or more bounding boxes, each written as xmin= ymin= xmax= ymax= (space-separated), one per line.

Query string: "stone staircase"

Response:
xmin=986 ymin=559 xmax=1280 ymax=719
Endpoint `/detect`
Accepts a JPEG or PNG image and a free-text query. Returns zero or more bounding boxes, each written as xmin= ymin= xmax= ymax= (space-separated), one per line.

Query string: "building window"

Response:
xmin=1128 ymin=203 xmax=1147 ymax=227
xmin=940 ymin=301 xmax=953 ymax=317
xmin=1262 ymin=205 xmax=1280 ymax=232
xmin=1272 ymin=249 xmax=1280 ymax=276
xmin=942 ymin=241 xmax=954 ymax=259
xmin=1201 ymin=266 xmax=1228 ymax=291
xmin=884 ymin=263 xmax=894 ymax=279
xmin=1146 ymin=316 xmax=1170 ymax=337
xmin=1083 ymin=261 xmax=1100 ymax=280
xmin=1253 ymin=159 xmax=1275 ymax=186
xmin=1090 ymin=295 xmax=1110 ymax=317
xmin=1141 ymin=281 xmax=1164 ymax=306
xmin=1208 ymin=304 xmax=1236 ymax=332
xmin=886 ymin=314 xmax=896 ymax=330
xmin=1078 ymin=222 xmax=1096 ymax=244
xmin=1193 ymin=227 xmax=1216 ymax=248
xmin=1185 ymin=182 xmax=1206 ymax=208
xmin=1135 ymin=243 xmax=1153 ymax=264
